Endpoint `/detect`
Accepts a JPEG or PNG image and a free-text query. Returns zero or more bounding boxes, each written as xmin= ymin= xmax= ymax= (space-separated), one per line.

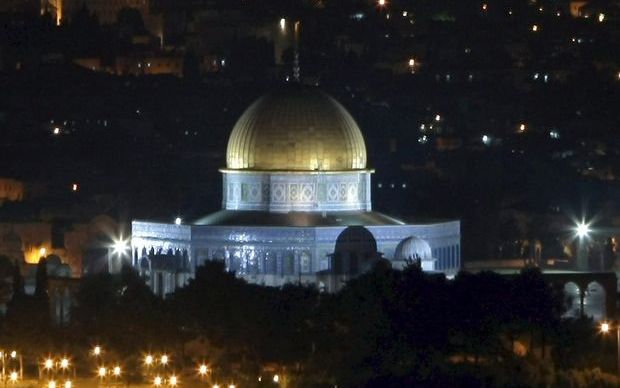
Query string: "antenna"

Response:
xmin=293 ymin=21 xmax=301 ymax=82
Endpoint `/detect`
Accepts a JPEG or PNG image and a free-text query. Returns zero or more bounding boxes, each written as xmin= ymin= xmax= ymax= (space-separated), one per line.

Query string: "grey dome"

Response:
xmin=394 ymin=236 xmax=432 ymax=261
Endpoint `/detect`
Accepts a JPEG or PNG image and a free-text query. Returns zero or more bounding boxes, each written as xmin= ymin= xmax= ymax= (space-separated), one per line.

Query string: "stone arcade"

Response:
xmin=131 ymin=86 xmax=461 ymax=295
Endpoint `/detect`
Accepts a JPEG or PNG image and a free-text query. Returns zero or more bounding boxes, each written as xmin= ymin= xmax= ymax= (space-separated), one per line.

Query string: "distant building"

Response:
xmin=132 ymin=86 xmax=461 ymax=295
xmin=570 ymin=0 xmax=590 ymax=17
xmin=0 ymin=0 xmax=38 ymax=15
xmin=74 ymin=54 xmax=184 ymax=77
xmin=0 ymin=178 xmax=24 ymax=205
xmin=0 ymin=215 xmax=124 ymax=276
xmin=41 ymin=0 xmax=151 ymax=25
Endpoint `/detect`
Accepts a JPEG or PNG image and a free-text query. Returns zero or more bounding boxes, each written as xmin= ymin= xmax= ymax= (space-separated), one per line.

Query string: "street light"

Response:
xmin=113 ymin=366 xmax=121 ymax=377
xmin=160 ymin=355 xmax=169 ymax=366
xmin=144 ymin=355 xmax=154 ymax=366
xmin=154 ymin=376 xmax=163 ymax=386
xmin=600 ymin=321 xmax=620 ymax=376
xmin=98 ymin=367 xmax=107 ymax=378
xmin=602 ymin=322 xmax=610 ymax=333
xmin=112 ymin=237 xmax=129 ymax=255
xmin=92 ymin=346 xmax=102 ymax=356
xmin=169 ymin=375 xmax=178 ymax=386
xmin=407 ymin=58 xmax=416 ymax=73
xmin=576 ymin=221 xmax=591 ymax=238
xmin=60 ymin=358 xmax=69 ymax=370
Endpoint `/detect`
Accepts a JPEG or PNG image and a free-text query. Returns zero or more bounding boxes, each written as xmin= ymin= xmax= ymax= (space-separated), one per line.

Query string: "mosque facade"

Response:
xmin=131 ymin=86 xmax=461 ymax=295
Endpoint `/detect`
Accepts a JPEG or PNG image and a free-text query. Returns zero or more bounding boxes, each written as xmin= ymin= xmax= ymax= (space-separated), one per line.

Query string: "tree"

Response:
xmin=35 ymin=257 xmax=48 ymax=300
xmin=11 ymin=259 xmax=24 ymax=298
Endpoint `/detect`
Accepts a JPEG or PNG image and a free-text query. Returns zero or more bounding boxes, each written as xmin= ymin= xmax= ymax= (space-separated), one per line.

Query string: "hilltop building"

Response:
xmin=131 ymin=86 xmax=461 ymax=294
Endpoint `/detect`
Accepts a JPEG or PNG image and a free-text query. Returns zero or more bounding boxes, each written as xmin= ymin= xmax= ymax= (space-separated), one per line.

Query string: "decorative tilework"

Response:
xmin=301 ymin=184 xmax=314 ymax=201
xmin=289 ymin=184 xmax=300 ymax=201
xmin=223 ymin=171 xmax=372 ymax=212
xmin=273 ymin=183 xmax=286 ymax=202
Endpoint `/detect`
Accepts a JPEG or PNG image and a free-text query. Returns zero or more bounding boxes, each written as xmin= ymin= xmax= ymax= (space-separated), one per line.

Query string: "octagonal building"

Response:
xmin=131 ymin=86 xmax=460 ymax=295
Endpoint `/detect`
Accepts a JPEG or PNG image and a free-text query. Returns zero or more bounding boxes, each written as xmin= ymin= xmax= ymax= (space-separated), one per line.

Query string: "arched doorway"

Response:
xmin=562 ymin=282 xmax=581 ymax=319
xmin=583 ymin=281 xmax=606 ymax=321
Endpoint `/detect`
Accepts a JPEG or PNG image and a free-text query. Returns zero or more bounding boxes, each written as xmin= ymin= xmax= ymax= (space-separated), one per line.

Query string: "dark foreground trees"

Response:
xmin=4 ymin=262 xmax=614 ymax=386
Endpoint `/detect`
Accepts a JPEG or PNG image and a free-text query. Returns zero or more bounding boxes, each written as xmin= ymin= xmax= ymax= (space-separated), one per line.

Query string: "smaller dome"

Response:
xmin=332 ymin=226 xmax=379 ymax=275
xmin=334 ymin=226 xmax=378 ymax=256
xmin=394 ymin=236 xmax=433 ymax=261
xmin=46 ymin=254 xmax=62 ymax=266
xmin=51 ymin=263 xmax=72 ymax=278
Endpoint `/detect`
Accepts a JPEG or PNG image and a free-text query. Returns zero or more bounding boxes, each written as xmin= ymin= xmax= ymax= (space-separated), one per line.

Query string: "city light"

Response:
xmin=532 ymin=24 xmax=538 ymax=32
xmin=10 ymin=350 xmax=17 ymax=358
xmin=279 ymin=18 xmax=286 ymax=31
xmin=113 ymin=366 xmax=121 ymax=376
xmin=112 ymin=237 xmax=129 ymax=255
xmin=64 ymin=381 xmax=72 ymax=388
xmin=48 ymin=381 xmax=56 ymax=388
xmin=98 ymin=367 xmax=107 ymax=377
xmin=60 ymin=358 xmax=69 ymax=369
xmin=175 ymin=217 xmax=182 ymax=225
xmin=198 ymin=364 xmax=208 ymax=376
xmin=273 ymin=374 xmax=280 ymax=383
xmin=435 ymin=114 xmax=441 ymax=122
xmin=519 ymin=123 xmax=526 ymax=132
xmin=378 ymin=0 xmax=386 ymax=6
xmin=169 ymin=375 xmax=178 ymax=386
xmin=145 ymin=355 xmax=154 ymax=366
xmin=40 ymin=247 xmax=47 ymax=257
xmin=599 ymin=13 xmax=605 ymax=22
xmin=154 ymin=376 xmax=163 ymax=386
xmin=45 ymin=358 xmax=54 ymax=370
xmin=602 ymin=322 xmax=610 ymax=333
xmin=160 ymin=354 xmax=168 ymax=365
xmin=9 ymin=371 xmax=18 ymax=382
xmin=93 ymin=346 xmax=101 ymax=356
xmin=576 ymin=221 xmax=590 ymax=238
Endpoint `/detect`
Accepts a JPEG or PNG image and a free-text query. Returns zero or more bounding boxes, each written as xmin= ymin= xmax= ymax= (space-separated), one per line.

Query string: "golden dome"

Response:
xmin=226 ymin=87 xmax=367 ymax=171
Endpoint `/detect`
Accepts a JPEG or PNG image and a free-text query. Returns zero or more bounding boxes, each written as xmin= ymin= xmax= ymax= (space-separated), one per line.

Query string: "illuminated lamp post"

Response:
xmin=575 ymin=220 xmax=591 ymax=271
xmin=601 ymin=321 xmax=620 ymax=377
xmin=1 ymin=350 xmax=23 ymax=387
xmin=109 ymin=235 xmax=130 ymax=273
